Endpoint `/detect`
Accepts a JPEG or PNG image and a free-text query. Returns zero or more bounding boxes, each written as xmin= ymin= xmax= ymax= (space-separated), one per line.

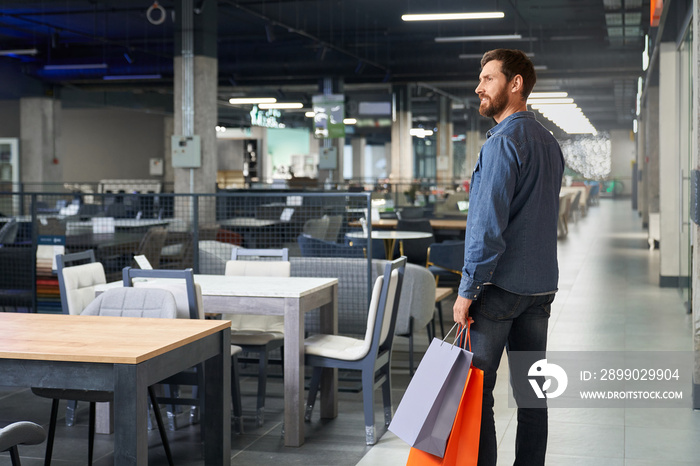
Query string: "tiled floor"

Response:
xmin=2 ymin=198 xmax=699 ymax=465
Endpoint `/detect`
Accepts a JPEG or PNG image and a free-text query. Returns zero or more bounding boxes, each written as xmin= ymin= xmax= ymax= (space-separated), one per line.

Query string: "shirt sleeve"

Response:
xmin=458 ymin=135 xmax=520 ymax=300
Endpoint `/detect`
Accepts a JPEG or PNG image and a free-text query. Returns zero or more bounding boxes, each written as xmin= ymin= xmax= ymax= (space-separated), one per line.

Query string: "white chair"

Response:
xmin=225 ymin=248 xmax=289 ymax=427
xmin=55 ymin=250 xmax=107 ymax=427
xmin=0 ymin=421 xmax=46 ymax=466
xmin=32 ymin=287 xmax=177 ymax=466
xmin=304 ymin=256 xmax=406 ymax=445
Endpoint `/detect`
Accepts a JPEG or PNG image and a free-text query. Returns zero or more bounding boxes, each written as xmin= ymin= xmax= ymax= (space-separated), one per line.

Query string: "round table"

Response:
xmin=345 ymin=230 xmax=433 ymax=259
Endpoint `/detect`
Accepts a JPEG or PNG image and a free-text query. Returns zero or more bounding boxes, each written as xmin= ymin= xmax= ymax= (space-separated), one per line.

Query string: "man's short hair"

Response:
xmin=481 ymin=49 xmax=536 ymax=101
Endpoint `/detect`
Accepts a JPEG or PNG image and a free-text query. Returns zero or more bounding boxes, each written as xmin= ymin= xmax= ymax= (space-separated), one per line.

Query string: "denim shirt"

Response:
xmin=458 ymin=111 xmax=565 ymax=300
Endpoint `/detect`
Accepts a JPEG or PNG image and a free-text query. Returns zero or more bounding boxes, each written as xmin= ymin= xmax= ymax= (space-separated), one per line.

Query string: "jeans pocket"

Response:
xmin=476 ymin=285 xmax=523 ymax=321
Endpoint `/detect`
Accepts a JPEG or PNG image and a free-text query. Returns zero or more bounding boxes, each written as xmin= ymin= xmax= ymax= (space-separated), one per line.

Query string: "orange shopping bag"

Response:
xmin=406 ymin=365 xmax=483 ymax=466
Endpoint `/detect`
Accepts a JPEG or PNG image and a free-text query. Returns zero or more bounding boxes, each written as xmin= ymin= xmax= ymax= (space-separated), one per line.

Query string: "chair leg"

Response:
xmin=231 ymin=354 xmax=243 ymax=434
xmin=163 ymin=385 xmax=179 ymax=430
xmin=148 ymin=387 xmax=174 ymax=466
xmin=304 ymin=367 xmax=322 ymax=422
xmin=361 ymin=369 xmax=376 ymax=445
xmin=436 ymin=302 xmax=445 ymax=338
xmin=255 ymin=350 xmax=269 ymax=427
xmin=9 ymin=445 xmax=21 ymax=466
xmin=65 ymin=400 xmax=78 ymax=427
xmin=44 ymin=398 xmax=60 ymax=466
xmin=88 ymin=402 xmax=95 ymax=466
xmin=381 ymin=366 xmax=393 ymax=427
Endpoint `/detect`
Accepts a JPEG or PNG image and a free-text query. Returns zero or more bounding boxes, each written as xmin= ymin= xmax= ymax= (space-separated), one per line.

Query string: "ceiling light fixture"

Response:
xmin=402 ymin=12 xmax=504 ymax=21
xmin=526 ymin=98 xmax=574 ymax=105
xmin=435 ymin=34 xmax=522 ymax=43
xmin=410 ymin=128 xmax=434 ymax=138
xmin=343 ymin=118 xmax=357 ymax=125
xmin=258 ymin=102 xmax=304 ymax=110
xmin=103 ymin=74 xmax=162 ymax=80
xmin=529 ymin=92 xmax=568 ymax=99
xmin=305 ymin=111 xmax=315 ymax=118
xmin=0 ymin=48 xmax=39 ymax=56
xmin=43 ymin=63 xmax=107 ymax=71
xmin=229 ymin=97 xmax=277 ymax=105
xmin=530 ymin=99 xmax=597 ymax=135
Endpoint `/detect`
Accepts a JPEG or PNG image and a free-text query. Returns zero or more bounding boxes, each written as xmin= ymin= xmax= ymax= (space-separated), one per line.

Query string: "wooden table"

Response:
xmin=0 ymin=313 xmax=231 ymax=465
xmin=97 ymin=274 xmax=339 ymax=447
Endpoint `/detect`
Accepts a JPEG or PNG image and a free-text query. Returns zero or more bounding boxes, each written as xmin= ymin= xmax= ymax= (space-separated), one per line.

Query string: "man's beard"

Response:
xmin=479 ymin=86 xmax=509 ymax=118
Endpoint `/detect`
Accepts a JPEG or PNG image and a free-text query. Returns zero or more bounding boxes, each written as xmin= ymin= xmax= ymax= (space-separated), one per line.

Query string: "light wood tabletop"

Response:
xmin=0 ymin=313 xmax=231 ymax=365
xmin=349 ymin=218 xmax=467 ymax=230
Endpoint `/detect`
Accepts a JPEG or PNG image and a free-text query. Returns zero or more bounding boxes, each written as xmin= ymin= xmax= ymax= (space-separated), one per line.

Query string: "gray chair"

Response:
xmin=396 ymin=219 xmax=435 ymax=266
xmin=123 ymin=266 xmax=244 ymax=432
xmin=304 ymin=256 xmax=406 ymax=445
xmin=225 ymin=248 xmax=289 ymax=427
xmin=31 ymin=287 xmax=177 ymax=466
xmin=391 ymin=262 xmax=437 ymax=376
xmin=0 ymin=421 xmax=46 ymax=466
xmin=0 ymin=219 xmax=19 ymax=244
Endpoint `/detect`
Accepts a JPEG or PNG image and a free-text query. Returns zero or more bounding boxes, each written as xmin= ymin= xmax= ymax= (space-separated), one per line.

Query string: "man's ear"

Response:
xmin=511 ymin=75 xmax=524 ymax=94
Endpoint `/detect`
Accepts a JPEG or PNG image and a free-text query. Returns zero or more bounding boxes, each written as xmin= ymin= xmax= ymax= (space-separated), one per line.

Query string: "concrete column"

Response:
xmin=390 ymin=84 xmax=413 ymax=187
xmin=691 ymin=0 xmax=700 ymax=408
xmin=19 ymin=97 xmax=62 ymax=190
xmin=658 ymin=43 xmax=682 ymax=286
xmin=172 ymin=0 xmax=217 ymax=225
xmin=173 ymin=55 xmax=217 ymax=195
xmin=316 ymin=78 xmax=344 ymax=185
xmin=436 ymin=96 xmax=453 ymax=186
xmin=636 ymin=112 xmax=647 ymax=224
xmin=646 ymin=86 xmax=660 ymax=216
xmin=351 ymin=137 xmax=366 ymax=182
xmin=164 ymin=115 xmax=174 ymax=189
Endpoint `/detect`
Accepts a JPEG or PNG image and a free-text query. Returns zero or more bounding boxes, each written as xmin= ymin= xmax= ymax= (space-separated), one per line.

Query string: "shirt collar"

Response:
xmin=486 ymin=111 xmax=536 ymax=138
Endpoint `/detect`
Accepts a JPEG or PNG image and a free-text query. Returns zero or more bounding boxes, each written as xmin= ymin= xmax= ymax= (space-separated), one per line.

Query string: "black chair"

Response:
xmin=396 ymin=219 xmax=434 ymax=265
xmin=0 ymin=421 xmax=46 ymax=466
xmin=426 ymin=240 xmax=464 ymax=337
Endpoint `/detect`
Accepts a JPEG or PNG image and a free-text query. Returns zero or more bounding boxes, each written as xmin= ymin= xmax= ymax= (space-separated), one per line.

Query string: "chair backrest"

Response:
xmin=396 ymin=219 xmax=434 ymax=265
xmin=0 ymin=421 xmax=46 ymax=457
xmin=82 ymin=287 xmax=177 ymax=319
xmin=302 ymin=217 xmax=330 ymax=240
xmin=225 ymin=248 xmax=290 ymax=333
xmin=136 ymin=226 xmax=168 ymax=268
xmin=426 ymin=241 xmax=464 ymax=276
xmin=298 ymin=234 xmax=364 ymax=258
xmin=361 ymin=256 xmax=406 ymax=358
xmin=322 ymin=214 xmax=343 ymax=242
xmin=122 ymin=267 xmax=203 ymax=319
xmin=57 ymin=250 xmax=107 ymax=315
xmin=0 ymin=219 xmax=19 ymax=244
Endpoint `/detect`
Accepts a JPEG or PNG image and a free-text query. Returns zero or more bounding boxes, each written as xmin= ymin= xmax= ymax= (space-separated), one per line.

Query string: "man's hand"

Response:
xmin=453 ymin=295 xmax=473 ymax=327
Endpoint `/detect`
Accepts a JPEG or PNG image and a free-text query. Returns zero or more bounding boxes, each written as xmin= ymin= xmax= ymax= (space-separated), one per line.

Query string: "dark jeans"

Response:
xmin=469 ymin=285 xmax=554 ymax=466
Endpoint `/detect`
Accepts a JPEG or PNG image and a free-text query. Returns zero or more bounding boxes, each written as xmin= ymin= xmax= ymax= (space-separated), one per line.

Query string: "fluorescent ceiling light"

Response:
xmin=43 ymin=63 xmax=107 ymax=70
xmin=402 ymin=12 xmax=504 ymax=21
xmin=229 ymin=97 xmax=277 ymax=104
xmin=343 ymin=118 xmax=357 ymax=125
xmin=410 ymin=128 xmax=434 ymax=138
xmin=258 ymin=102 xmax=304 ymax=109
xmin=529 ymin=92 xmax=568 ymax=99
xmin=305 ymin=111 xmax=315 ymax=118
xmin=527 ymin=98 xmax=574 ymax=105
xmin=435 ymin=34 xmax=522 ymax=43
xmin=0 ymin=48 xmax=38 ymax=56
xmin=103 ymin=74 xmax=161 ymax=80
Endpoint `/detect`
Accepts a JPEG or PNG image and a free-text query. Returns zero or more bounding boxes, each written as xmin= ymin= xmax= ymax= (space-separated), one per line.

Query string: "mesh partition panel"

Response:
xmin=0 ymin=191 xmax=373 ymax=325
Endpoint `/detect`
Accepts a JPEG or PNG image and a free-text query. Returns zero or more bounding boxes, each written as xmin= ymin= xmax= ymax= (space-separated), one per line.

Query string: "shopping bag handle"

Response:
xmin=443 ymin=321 xmax=472 ymax=352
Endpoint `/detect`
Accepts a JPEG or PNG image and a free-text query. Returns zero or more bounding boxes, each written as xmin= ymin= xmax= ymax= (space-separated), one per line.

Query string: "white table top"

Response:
xmin=96 ymin=274 xmax=338 ymax=299
xmin=219 ymin=218 xmax=282 ymax=227
xmin=346 ymin=230 xmax=433 ymax=240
